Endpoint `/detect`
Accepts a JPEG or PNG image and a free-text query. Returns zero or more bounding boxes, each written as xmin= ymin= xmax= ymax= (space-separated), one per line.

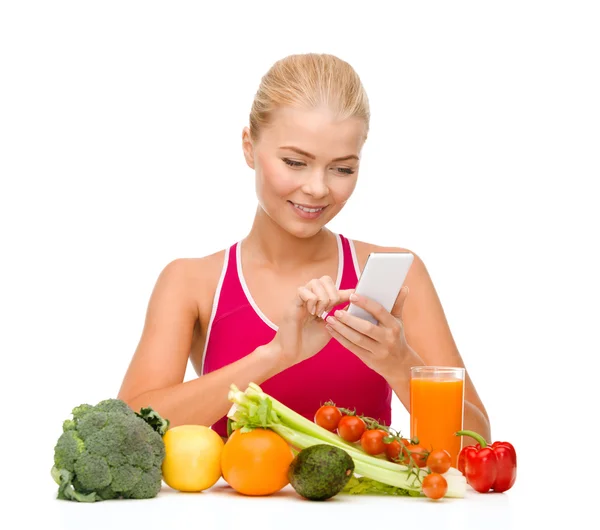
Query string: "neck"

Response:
xmin=243 ymin=205 xmax=335 ymax=268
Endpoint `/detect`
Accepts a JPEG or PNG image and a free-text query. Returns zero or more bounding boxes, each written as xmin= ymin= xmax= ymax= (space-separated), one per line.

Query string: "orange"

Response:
xmin=220 ymin=428 xmax=294 ymax=496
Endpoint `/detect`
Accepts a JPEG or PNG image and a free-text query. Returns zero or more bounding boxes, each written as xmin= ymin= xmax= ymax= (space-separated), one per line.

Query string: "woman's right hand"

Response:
xmin=268 ymin=275 xmax=354 ymax=369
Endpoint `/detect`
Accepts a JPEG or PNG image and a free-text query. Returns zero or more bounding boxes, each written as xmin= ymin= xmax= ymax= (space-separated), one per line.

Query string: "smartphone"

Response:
xmin=347 ymin=251 xmax=414 ymax=325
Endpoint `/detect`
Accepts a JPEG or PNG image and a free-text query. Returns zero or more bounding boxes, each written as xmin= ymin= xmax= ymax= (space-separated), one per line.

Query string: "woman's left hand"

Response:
xmin=324 ymin=286 xmax=413 ymax=379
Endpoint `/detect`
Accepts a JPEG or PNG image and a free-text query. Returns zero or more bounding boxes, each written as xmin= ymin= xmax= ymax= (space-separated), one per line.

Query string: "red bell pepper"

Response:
xmin=455 ymin=430 xmax=517 ymax=493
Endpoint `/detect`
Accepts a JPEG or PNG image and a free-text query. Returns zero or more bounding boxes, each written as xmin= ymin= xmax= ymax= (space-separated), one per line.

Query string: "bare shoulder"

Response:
xmin=350 ymin=238 xmax=432 ymax=297
xmin=155 ymin=249 xmax=227 ymax=303
xmin=352 ymin=239 xmax=423 ymax=271
xmin=164 ymin=250 xmax=226 ymax=283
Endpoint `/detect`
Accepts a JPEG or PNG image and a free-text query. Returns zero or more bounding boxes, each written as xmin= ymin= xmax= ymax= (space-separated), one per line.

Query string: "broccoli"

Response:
xmin=51 ymin=398 xmax=170 ymax=502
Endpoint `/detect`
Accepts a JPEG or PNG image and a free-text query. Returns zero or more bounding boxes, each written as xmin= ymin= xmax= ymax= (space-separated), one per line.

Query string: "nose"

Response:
xmin=300 ymin=169 xmax=329 ymax=199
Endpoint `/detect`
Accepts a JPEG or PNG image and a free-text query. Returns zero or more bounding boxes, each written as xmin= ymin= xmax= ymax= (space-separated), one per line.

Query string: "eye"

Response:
xmin=283 ymin=158 xmax=305 ymax=168
xmin=283 ymin=158 xmax=356 ymax=175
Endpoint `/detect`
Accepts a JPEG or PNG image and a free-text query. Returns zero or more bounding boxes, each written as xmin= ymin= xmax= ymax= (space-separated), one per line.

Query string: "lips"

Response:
xmin=288 ymin=200 xmax=328 ymax=220
xmin=289 ymin=201 xmax=327 ymax=213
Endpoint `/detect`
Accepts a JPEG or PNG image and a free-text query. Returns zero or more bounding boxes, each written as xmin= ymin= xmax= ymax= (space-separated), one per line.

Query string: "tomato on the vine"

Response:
xmin=360 ymin=429 xmax=388 ymax=455
xmin=384 ymin=438 xmax=409 ymax=462
xmin=422 ymin=473 xmax=448 ymax=500
xmin=314 ymin=405 xmax=343 ymax=432
xmin=426 ymin=449 xmax=451 ymax=474
xmin=399 ymin=444 xmax=428 ymax=467
xmin=337 ymin=415 xmax=366 ymax=442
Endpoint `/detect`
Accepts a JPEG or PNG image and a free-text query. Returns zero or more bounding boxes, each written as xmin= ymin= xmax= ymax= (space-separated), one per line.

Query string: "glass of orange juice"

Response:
xmin=410 ymin=366 xmax=465 ymax=468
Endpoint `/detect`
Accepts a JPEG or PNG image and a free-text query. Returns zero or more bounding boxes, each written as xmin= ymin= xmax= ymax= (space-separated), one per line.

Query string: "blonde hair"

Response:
xmin=249 ymin=53 xmax=370 ymax=143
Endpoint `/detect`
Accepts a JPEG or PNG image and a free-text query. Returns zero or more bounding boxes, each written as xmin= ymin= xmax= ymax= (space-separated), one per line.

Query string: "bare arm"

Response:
xmin=117 ymin=257 xmax=283 ymax=428
xmin=392 ymin=252 xmax=491 ymax=442
xmin=346 ymin=242 xmax=491 ymax=443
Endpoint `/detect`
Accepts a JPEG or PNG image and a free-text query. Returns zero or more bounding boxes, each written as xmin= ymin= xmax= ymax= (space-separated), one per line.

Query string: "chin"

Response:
xmin=282 ymin=211 xmax=339 ymax=239
xmin=270 ymin=213 xmax=325 ymax=239
xmin=270 ymin=218 xmax=319 ymax=239
xmin=291 ymin=225 xmax=325 ymax=239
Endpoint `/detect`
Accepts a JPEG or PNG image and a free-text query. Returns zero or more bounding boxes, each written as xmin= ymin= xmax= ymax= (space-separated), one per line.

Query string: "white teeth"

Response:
xmin=294 ymin=203 xmax=324 ymax=213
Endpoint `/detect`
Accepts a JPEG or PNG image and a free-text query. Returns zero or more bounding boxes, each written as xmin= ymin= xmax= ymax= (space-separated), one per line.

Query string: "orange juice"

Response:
xmin=410 ymin=372 xmax=464 ymax=468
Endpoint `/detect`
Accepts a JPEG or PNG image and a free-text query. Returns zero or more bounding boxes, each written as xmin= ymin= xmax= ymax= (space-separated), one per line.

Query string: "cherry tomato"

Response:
xmin=314 ymin=405 xmax=343 ymax=432
xmin=360 ymin=429 xmax=388 ymax=455
xmin=422 ymin=472 xmax=448 ymax=500
xmin=384 ymin=438 xmax=410 ymax=462
xmin=399 ymin=444 xmax=428 ymax=467
xmin=337 ymin=415 xmax=366 ymax=442
xmin=426 ymin=449 xmax=452 ymax=474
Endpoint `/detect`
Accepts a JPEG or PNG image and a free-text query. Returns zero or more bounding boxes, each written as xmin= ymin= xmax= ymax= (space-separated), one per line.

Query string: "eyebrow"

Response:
xmin=279 ymin=146 xmax=359 ymax=162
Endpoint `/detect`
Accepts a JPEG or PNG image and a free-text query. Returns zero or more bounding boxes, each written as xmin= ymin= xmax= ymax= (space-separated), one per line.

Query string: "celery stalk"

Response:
xmin=227 ymin=383 xmax=467 ymax=498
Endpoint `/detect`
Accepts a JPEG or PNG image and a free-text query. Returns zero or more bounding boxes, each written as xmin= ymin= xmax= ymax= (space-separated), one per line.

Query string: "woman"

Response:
xmin=117 ymin=53 xmax=491 ymax=443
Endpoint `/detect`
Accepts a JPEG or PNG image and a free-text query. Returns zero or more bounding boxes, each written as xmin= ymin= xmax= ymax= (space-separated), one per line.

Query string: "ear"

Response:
xmin=241 ymin=127 xmax=255 ymax=169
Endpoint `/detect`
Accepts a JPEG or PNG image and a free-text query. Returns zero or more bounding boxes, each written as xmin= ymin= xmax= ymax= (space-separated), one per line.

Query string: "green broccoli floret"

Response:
xmin=110 ymin=464 xmax=142 ymax=492
xmin=126 ymin=467 xmax=163 ymax=499
xmin=62 ymin=419 xmax=76 ymax=432
xmin=77 ymin=411 xmax=108 ymax=440
xmin=51 ymin=399 xmax=169 ymax=502
xmin=54 ymin=430 xmax=85 ymax=472
xmin=71 ymin=404 xmax=94 ymax=421
xmin=95 ymin=399 xmax=136 ymax=416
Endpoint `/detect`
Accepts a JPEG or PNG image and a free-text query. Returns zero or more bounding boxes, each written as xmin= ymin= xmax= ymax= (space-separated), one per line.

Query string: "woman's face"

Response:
xmin=243 ymin=106 xmax=366 ymax=238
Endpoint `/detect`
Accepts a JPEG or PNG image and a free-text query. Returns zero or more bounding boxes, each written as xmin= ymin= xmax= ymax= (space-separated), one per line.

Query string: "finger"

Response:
xmin=337 ymin=289 xmax=356 ymax=304
xmin=391 ymin=286 xmax=410 ymax=319
xmin=321 ymin=289 xmax=354 ymax=318
xmin=325 ymin=322 xmax=371 ymax=359
xmin=307 ymin=279 xmax=330 ymax=316
xmin=297 ymin=286 xmax=318 ymax=314
xmin=349 ymin=293 xmax=397 ymax=328
xmin=325 ymin=315 xmax=379 ymax=354
xmin=321 ymin=302 xmax=350 ymax=321
xmin=332 ymin=308 xmax=386 ymax=342
xmin=319 ymin=276 xmax=341 ymax=314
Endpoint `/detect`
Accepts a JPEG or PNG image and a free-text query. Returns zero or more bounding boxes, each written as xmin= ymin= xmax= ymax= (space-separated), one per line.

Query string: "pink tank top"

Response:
xmin=201 ymin=233 xmax=392 ymax=437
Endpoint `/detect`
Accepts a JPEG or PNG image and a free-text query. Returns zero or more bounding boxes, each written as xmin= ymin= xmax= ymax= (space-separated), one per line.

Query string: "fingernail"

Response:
xmin=326 ymin=316 xmax=336 ymax=324
xmin=334 ymin=310 xmax=342 ymax=318
xmin=350 ymin=293 xmax=358 ymax=302
xmin=325 ymin=324 xmax=333 ymax=332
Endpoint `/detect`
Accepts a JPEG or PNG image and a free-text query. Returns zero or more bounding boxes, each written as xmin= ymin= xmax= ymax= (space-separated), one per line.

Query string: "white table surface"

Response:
xmin=36 ymin=475 xmax=559 ymax=530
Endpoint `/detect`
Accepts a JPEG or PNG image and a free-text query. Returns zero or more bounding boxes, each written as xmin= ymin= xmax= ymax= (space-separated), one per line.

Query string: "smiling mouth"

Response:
xmin=289 ymin=201 xmax=328 ymax=213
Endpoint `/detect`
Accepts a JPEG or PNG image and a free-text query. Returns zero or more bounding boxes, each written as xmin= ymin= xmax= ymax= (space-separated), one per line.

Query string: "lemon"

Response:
xmin=162 ymin=425 xmax=225 ymax=492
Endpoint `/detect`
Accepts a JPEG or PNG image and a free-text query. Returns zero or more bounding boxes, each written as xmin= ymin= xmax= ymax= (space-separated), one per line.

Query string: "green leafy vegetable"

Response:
xmin=135 ymin=407 xmax=170 ymax=436
xmin=342 ymin=476 xmax=421 ymax=496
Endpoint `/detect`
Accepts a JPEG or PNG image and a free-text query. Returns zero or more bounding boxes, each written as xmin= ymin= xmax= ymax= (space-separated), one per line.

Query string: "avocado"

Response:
xmin=288 ymin=444 xmax=355 ymax=501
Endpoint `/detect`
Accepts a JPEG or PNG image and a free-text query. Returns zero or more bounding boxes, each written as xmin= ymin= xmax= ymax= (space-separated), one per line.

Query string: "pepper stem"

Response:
xmin=455 ymin=429 xmax=488 ymax=448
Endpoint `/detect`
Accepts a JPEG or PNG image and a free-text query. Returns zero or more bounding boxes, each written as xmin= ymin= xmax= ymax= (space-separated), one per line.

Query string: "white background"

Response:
xmin=1 ymin=0 xmax=598 ymax=526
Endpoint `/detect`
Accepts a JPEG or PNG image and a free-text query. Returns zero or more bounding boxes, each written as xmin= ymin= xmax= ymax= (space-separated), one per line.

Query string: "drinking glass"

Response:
xmin=410 ymin=366 xmax=465 ymax=468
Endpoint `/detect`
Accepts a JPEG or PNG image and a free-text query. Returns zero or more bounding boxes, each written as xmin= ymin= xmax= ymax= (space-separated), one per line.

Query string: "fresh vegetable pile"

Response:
xmin=226 ymin=383 xmax=467 ymax=500
xmin=52 ymin=385 xmax=516 ymax=503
